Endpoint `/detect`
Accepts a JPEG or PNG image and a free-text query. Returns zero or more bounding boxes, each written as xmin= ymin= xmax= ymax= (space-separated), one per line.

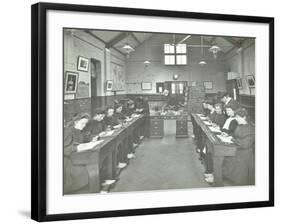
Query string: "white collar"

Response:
xmin=222 ymin=117 xmax=236 ymax=130
xmin=225 ymin=97 xmax=232 ymax=105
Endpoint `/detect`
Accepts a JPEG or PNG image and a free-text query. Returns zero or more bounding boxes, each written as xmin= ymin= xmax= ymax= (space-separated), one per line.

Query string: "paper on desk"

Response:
xmin=203 ymin=121 xmax=212 ymax=125
xmin=200 ymin=117 xmax=208 ymax=120
xmin=76 ymin=139 xmax=104 ymax=152
xmin=131 ymin=114 xmax=141 ymax=118
xmin=103 ymin=130 xmax=114 ymax=136
xmin=209 ymin=126 xmax=221 ymax=133
xmin=216 ymin=135 xmax=233 ymax=144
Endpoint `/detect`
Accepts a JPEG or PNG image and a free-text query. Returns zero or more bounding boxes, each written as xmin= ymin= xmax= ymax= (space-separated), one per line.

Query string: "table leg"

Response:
xmin=86 ymin=163 xmax=100 ymax=193
xmin=213 ymin=156 xmax=225 ymax=187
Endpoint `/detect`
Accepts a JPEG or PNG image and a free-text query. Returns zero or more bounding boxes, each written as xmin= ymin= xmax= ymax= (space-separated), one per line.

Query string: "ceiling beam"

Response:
xmin=84 ymin=30 xmax=126 ymax=56
xmin=106 ymin=32 xmax=128 ymax=48
xmin=131 ymin=33 xmax=141 ymax=45
xmin=225 ymin=46 xmax=237 ymax=55
xmin=209 ymin=36 xmax=216 ymax=44
xmin=84 ymin=30 xmax=107 ymax=45
xmin=221 ymin=37 xmax=240 ymax=47
xmin=112 ymin=47 xmax=126 ymax=57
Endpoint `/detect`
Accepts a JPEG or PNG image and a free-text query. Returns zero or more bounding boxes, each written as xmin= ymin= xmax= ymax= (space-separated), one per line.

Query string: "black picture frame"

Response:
xmin=247 ymin=75 xmax=255 ymax=88
xmin=31 ymin=2 xmax=274 ymax=222
xmin=77 ymin=56 xmax=89 ymax=72
xmin=64 ymin=71 xmax=79 ymax=94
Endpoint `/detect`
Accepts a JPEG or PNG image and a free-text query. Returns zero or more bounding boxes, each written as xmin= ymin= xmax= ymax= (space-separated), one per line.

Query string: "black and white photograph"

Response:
xmin=64 ymin=71 xmax=78 ymax=94
xmin=30 ymin=2 xmax=274 ymax=222
xmin=63 ymin=28 xmax=256 ymax=195
xmin=77 ymin=56 xmax=89 ymax=72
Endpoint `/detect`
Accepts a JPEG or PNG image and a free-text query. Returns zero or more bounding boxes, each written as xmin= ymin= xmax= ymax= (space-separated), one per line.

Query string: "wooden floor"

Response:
xmin=110 ymin=120 xmax=210 ymax=193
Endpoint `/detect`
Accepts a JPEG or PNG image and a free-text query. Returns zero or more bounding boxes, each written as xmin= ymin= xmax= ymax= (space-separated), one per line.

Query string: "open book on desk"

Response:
xmin=216 ymin=134 xmax=233 ymax=144
xmin=203 ymin=121 xmax=212 ymax=126
xmin=209 ymin=126 xmax=222 ymax=133
xmin=76 ymin=139 xmax=104 ymax=152
xmin=103 ymin=130 xmax=115 ymax=137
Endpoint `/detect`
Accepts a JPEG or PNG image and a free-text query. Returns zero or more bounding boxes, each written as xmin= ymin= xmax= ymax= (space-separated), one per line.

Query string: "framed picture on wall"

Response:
xmin=247 ymin=75 xmax=255 ymax=87
xmin=142 ymin=82 xmax=152 ymax=90
xmin=64 ymin=71 xmax=78 ymax=94
xmin=236 ymin=78 xmax=243 ymax=89
xmin=32 ymin=2 xmax=274 ymax=222
xmin=77 ymin=56 xmax=89 ymax=72
xmin=203 ymin=81 xmax=213 ymax=89
xmin=191 ymin=81 xmax=196 ymax=87
xmin=156 ymin=82 xmax=164 ymax=93
xmin=106 ymin=80 xmax=113 ymax=91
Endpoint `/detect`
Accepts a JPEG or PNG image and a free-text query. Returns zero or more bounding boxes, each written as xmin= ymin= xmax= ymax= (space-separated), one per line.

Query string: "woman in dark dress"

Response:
xmin=104 ymin=106 xmax=120 ymax=129
xmin=221 ymin=104 xmax=239 ymax=136
xmin=114 ymin=103 xmax=127 ymax=121
xmin=63 ymin=113 xmax=91 ymax=194
xmin=223 ymin=108 xmax=255 ymax=185
xmin=83 ymin=109 xmax=106 ymax=141
xmin=213 ymin=103 xmax=227 ymax=129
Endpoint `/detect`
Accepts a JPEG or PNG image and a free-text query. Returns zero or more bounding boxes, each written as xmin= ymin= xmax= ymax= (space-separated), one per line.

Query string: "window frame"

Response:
xmin=164 ymin=43 xmax=187 ymax=65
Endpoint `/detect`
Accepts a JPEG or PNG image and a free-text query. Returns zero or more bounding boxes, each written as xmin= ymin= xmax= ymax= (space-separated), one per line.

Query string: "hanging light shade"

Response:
xmin=209 ymin=45 xmax=221 ymax=58
xmin=144 ymin=60 xmax=151 ymax=66
xmin=198 ymin=60 xmax=207 ymax=65
xmin=122 ymin=44 xmax=135 ymax=54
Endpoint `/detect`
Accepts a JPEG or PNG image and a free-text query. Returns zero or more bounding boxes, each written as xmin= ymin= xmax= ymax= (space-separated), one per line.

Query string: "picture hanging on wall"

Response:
xmin=156 ymin=82 xmax=165 ymax=93
xmin=142 ymin=82 xmax=152 ymax=90
xmin=191 ymin=81 xmax=196 ymax=86
xmin=236 ymin=78 xmax=243 ymax=89
xmin=64 ymin=71 xmax=78 ymax=94
xmin=247 ymin=75 xmax=255 ymax=88
xmin=106 ymin=80 xmax=113 ymax=91
xmin=111 ymin=62 xmax=125 ymax=91
xmin=203 ymin=81 xmax=213 ymax=89
xmin=77 ymin=56 xmax=89 ymax=72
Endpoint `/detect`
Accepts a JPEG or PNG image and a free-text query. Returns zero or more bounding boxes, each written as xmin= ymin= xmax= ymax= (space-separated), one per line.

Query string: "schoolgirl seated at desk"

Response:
xmin=223 ymin=108 xmax=255 ymax=185
xmin=221 ymin=104 xmax=239 ymax=136
xmin=114 ymin=103 xmax=127 ymax=121
xmin=63 ymin=113 xmax=91 ymax=193
xmin=83 ymin=109 xmax=106 ymax=141
xmin=212 ymin=103 xmax=227 ymax=129
xmin=124 ymin=100 xmax=136 ymax=117
xmin=104 ymin=106 xmax=122 ymax=130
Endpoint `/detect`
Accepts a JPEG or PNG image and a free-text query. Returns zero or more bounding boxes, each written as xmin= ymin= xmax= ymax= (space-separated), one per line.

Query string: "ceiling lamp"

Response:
xmin=198 ymin=36 xmax=207 ymax=66
xmin=143 ymin=33 xmax=151 ymax=67
xmin=209 ymin=45 xmax=221 ymax=58
xmin=144 ymin=60 xmax=151 ymax=66
xmin=122 ymin=44 xmax=135 ymax=54
xmin=199 ymin=60 xmax=207 ymax=65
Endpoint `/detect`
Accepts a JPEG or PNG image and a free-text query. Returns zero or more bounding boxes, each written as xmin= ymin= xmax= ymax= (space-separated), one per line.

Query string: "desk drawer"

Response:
xmin=150 ymin=120 xmax=164 ymax=128
xmin=150 ymin=130 xmax=163 ymax=137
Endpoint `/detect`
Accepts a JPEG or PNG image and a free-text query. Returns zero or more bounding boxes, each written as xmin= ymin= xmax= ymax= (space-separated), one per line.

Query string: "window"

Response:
xmin=164 ymin=44 xmax=187 ymax=65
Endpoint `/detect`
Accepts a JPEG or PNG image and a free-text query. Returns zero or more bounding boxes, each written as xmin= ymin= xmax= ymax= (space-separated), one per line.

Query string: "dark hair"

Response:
xmin=225 ymin=103 xmax=239 ymax=111
xmin=114 ymin=103 xmax=123 ymax=111
xmin=93 ymin=108 xmax=105 ymax=115
xmin=214 ymin=103 xmax=223 ymax=109
xmin=106 ymin=106 xmax=114 ymax=111
xmin=223 ymin=92 xmax=230 ymax=97
xmin=235 ymin=107 xmax=248 ymax=117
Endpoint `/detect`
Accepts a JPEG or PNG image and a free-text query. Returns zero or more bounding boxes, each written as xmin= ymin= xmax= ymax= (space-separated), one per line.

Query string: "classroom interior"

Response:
xmin=63 ymin=29 xmax=255 ymax=195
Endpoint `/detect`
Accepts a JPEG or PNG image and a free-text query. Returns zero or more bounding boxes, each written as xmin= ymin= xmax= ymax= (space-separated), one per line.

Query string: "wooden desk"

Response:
xmin=191 ymin=113 xmax=237 ymax=186
xmin=70 ymin=115 xmax=145 ymax=193
xmin=150 ymin=114 xmax=188 ymax=138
